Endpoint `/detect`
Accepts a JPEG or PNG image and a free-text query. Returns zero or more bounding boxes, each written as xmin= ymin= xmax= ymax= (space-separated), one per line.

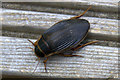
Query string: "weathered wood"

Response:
xmin=0 ymin=2 xmax=119 ymax=79
xmin=2 ymin=2 xmax=118 ymax=19
xmin=1 ymin=9 xmax=118 ymax=41
xmin=0 ymin=36 xmax=119 ymax=78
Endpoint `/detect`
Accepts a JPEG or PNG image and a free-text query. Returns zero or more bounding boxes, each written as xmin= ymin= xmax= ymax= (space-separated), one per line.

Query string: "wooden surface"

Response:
xmin=2 ymin=2 xmax=118 ymax=19
xmin=2 ymin=8 xmax=118 ymax=41
xmin=1 ymin=36 xmax=119 ymax=78
xmin=1 ymin=2 xmax=119 ymax=79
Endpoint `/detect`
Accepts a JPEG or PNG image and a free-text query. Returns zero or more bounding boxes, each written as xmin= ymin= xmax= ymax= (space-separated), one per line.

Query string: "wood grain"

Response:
xmin=1 ymin=9 xmax=118 ymax=41
xmin=0 ymin=2 xmax=119 ymax=79
xmin=0 ymin=36 xmax=119 ymax=78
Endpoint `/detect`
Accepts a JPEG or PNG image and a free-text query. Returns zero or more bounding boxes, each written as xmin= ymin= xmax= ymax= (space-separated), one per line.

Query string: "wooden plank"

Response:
xmin=0 ymin=2 xmax=119 ymax=79
xmin=1 ymin=9 xmax=118 ymax=41
xmin=2 ymin=2 xmax=118 ymax=19
xmin=0 ymin=36 xmax=119 ymax=78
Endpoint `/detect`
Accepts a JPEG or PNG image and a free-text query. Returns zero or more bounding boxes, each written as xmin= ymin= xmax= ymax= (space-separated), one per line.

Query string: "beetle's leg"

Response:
xmin=70 ymin=6 xmax=91 ymax=19
xmin=72 ymin=41 xmax=99 ymax=51
xmin=43 ymin=57 xmax=49 ymax=72
xmin=32 ymin=58 xmax=40 ymax=74
xmin=59 ymin=53 xmax=83 ymax=57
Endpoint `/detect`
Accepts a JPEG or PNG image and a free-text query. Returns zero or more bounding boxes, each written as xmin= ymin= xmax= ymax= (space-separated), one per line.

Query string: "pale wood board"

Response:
xmin=0 ymin=2 xmax=119 ymax=79
xmin=1 ymin=9 xmax=118 ymax=41
xmin=0 ymin=36 xmax=119 ymax=78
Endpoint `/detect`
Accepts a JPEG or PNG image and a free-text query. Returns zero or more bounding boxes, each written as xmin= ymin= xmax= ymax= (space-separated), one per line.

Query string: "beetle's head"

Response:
xmin=34 ymin=46 xmax=44 ymax=57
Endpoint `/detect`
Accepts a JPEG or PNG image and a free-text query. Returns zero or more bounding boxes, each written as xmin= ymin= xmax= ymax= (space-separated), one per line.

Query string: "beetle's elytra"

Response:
xmin=35 ymin=19 xmax=90 ymax=57
xmin=28 ymin=6 xmax=98 ymax=73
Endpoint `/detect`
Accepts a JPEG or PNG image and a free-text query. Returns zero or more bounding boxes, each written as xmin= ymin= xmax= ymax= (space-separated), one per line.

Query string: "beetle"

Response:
xmin=28 ymin=6 xmax=98 ymax=73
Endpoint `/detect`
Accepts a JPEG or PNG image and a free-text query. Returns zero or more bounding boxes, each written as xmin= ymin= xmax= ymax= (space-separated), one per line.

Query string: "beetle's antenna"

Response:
xmin=16 ymin=47 xmax=34 ymax=52
xmin=32 ymin=58 xmax=40 ymax=74
xmin=28 ymin=39 xmax=36 ymax=46
xmin=70 ymin=6 xmax=92 ymax=19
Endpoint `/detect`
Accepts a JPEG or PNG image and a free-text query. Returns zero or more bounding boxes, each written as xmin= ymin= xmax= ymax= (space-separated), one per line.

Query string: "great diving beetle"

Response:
xmin=28 ymin=6 xmax=98 ymax=73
